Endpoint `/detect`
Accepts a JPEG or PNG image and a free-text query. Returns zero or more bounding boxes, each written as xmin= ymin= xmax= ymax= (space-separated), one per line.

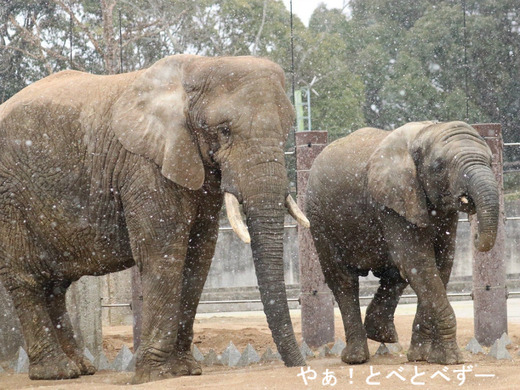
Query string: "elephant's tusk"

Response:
xmin=286 ymin=194 xmax=311 ymax=228
xmin=460 ymin=196 xmax=469 ymax=204
xmin=224 ymin=192 xmax=251 ymax=244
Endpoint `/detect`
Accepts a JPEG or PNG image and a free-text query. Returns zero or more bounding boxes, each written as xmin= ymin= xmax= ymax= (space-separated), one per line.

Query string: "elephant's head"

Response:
xmin=367 ymin=121 xmax=498 ymax=251
xmin=110 ymin=55 xmax=307 ymax=366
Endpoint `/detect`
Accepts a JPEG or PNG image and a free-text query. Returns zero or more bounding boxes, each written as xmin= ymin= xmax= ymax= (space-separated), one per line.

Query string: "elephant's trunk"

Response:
xmin=241 ymin=163 xmax=305 ymax=367
xmin=465 ymin=165 xmax=499 ymax=252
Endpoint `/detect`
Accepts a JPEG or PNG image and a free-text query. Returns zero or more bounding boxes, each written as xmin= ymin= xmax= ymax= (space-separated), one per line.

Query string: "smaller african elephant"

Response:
xmin=306 ymin=121 xmax=499 ymax=365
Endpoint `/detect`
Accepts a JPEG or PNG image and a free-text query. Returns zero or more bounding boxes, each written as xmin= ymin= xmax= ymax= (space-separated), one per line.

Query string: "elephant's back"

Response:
xmin=0 ymin=70 xmax=138 ymax=123
xmin=306 ymin=127 xmax=390 ymax=264
xmin=307 ymin=127 xmax=389 ymax=200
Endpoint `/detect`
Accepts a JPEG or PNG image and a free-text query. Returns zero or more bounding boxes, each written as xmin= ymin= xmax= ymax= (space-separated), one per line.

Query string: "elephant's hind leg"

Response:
xmin=8 ymin=284 xmax=81 ymax=379
xmin=313 ymin=234 xmax=369 ymax=364
xmin=364 ymin=267 xmax=407 ymax=343
xmin=0 ymin=217 xmax=80 ymax=380
xmin=45 ymin=282 xmax=96 ymax=376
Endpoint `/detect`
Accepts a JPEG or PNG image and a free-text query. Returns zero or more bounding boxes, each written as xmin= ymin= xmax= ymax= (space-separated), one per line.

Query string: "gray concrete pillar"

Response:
xmin=296 ymin=130 xmax=335 ymax=348
xmin=67 ymin=276 xmax=103 ymax=357
xmin=471 ymin=123 xmax=507 ymax=346
xmin=0 ymin=281 xmax=24 ymax=361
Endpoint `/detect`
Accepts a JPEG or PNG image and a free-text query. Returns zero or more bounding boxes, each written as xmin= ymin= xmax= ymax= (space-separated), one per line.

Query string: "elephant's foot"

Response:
xmin=341 ymin=341 xmax=370 ymax=364
xmin=365 ymin=315 xmax=399 ymax=343
xmin=427 ymin=341 xmax=463 ymax=365
xmin=133 ymin=365 xmax=176 ymax=384
xmin=72 ymin=355 xmax=96 ymax=376
xmin=407 ymin=340 xmax=431 ymax=362
xmin=29 ymin=356 xmax=81 ymax=380
xmin=166 ymin=350 xmax=202 ymax=376
xmin=132 ymin=352 xmax=202 ymax=384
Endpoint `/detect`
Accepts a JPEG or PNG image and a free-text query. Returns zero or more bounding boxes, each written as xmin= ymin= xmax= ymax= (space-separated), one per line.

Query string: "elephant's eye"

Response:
xmin=217 ymin=124 xmax=231 ymax=140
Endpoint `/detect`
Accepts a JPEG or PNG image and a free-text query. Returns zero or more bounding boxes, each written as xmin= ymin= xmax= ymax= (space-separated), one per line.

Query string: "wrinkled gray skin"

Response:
xmin=0 ymin=55 xmax=305 ymax=383
xmin=306 ymin=121 xmax=499 ymax=365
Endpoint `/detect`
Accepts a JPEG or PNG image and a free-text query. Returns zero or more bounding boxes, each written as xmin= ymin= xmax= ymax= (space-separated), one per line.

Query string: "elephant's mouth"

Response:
xmin=224 ymin=192 xmax=310 ymax=243
xmin=459 ymin=194 xmax=476 ymax=214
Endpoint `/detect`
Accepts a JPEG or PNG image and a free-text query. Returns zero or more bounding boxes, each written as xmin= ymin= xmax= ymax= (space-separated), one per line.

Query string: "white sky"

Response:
xmin=281 ymin=0 xmax=350 ymax=26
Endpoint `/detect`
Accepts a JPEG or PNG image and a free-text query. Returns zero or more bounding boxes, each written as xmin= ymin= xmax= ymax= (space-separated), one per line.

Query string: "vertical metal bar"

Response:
xmin=471 ymin=123 xmax=507 ymax=346
xmin=289 ymin=0 xmax=295 ymax=107
xmin=463 ymin=0 xmax=469 ymax=121
xmin=119 ymin=8 xmax=123 ymax=73
xmin=306 ymin=87 xmax=312 ymax=131
xmin=69 ymin=13 xmax=73 ymax=69
xmin=289 ymin=0 xmax=297 ymax=195
xmin=296 ymin=131 xmax=334 ymax=348
xmin=131 ymin=266 xmax=143 ymax=350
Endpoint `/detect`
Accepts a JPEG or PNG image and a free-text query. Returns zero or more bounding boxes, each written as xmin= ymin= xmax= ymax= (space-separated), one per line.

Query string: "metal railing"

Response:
xmin=101 ymin=290 xmax=520 ymax=308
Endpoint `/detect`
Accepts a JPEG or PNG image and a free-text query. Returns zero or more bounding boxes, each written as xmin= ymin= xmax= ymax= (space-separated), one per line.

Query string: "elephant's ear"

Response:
xmin=367 ymin=122 xmax=433 ymax=227
xmin=111 ymin=56 xmax=204 ymax=190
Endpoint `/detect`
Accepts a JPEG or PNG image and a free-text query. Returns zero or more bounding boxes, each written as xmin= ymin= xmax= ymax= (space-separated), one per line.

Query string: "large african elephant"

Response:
xmin=306 ymin=121 xmax=498 ymax=365
xmin=0 ymin=55 xmax=309 ymax=382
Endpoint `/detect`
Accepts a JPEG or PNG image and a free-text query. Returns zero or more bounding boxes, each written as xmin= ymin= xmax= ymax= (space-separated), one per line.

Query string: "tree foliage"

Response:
xmin=1 ymin=0 xmax=519 ymax=153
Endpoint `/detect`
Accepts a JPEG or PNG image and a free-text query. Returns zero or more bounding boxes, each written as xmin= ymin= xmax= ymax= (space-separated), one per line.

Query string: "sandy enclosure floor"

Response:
xmin=2 ymin=306 xmax=520 ymax=390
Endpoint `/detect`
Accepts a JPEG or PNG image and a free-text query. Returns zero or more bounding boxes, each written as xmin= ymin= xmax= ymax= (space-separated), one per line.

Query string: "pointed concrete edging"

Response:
xmin=126 ymin=353 xmax=136 ymax=372
xmin=300 ymin=341 xmax=314 ymax=359
xmin=83 ymin=347 xmax=95 ymax=364
xmin=236 ymin=344 xmax=260 ymax=367
xmin=466 ymin=337 xmax=485 ymax=354
xmin=220 ymin=342 xmax=241 ymax=367
xmin=375 ymin=343 xmax=391 ymax=356
xmin=110 ymin=345 xmax=134 ymax=371
xmin=192 ymin=344 xmax=205 ymax=362
xmin=260 ymin=347 xmax=281 ymax=362
xmin=202 ymin=349 xmax=221 ymax=366
xmin=499 ymin=332 xmax=512 ymax=346
xmin=15 ymin=347 xmax=29 ymax=374
xmin=8 ymin=338 xmax=393 ymax=373
xmin=96 ymin=351 xmax=111 ymax=370
xmin=386 ymin=343 xmax=403 ymax=354
xmin=488 ymin=338 xmax=512 ymax=360
xmin=317 ymin=345 xmax=331 ymax=358
xmin=330 ymin=339 xmax=346 ymax=356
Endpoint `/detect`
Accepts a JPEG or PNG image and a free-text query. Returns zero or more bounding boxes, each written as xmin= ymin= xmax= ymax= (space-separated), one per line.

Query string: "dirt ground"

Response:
xmin=1 ymin=311 xmax=520 ymax=390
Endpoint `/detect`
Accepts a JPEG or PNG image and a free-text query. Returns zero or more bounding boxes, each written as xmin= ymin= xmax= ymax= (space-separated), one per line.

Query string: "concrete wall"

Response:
xmin=452 ymin=199 xmax=520 ymax=278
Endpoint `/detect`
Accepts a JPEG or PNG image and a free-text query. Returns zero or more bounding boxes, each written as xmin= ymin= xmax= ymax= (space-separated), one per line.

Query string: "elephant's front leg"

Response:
xmin=167 ymin=201 xmax=221 ymax=376
xmin=407 ymin=215 xmax=458 ymax=362
xmin=121 ymin=167 xmax=199 ymax=383
xmin=133 ymin=247 xmax=187 ymax=383
xmin=382 ymin=212 xmax=462 ymax=365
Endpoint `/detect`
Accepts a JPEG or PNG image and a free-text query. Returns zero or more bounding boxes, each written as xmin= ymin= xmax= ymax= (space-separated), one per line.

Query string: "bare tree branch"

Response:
xmin=6 ymin=13 xmax=86 ymax=73
xmin=8 ymin=14 xmax=53 ymax=74
xmin=51 ymin=0 xmax=107 ymax=70
xmin=252 ymin=0 xmax=267 ymax=56
xmin=30 ymin=14 xmax=53 ymax=74
xmin=100 ymin=0 xmax=119 ymax=74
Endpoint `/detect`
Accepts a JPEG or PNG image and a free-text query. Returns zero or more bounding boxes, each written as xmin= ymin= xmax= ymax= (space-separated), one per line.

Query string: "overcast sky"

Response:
xmin=281 ymin=0 xmax=350 ymax=26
